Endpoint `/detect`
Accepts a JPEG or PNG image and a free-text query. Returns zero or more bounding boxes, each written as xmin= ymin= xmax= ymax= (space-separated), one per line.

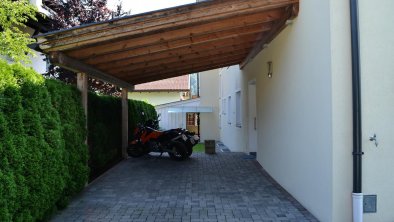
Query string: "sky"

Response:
xmin=106 ymin=0 xmax=196 ymax=15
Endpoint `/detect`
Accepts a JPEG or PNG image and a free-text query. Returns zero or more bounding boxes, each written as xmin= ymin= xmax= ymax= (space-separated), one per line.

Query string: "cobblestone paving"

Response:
xmin=51 ymin=152 xmax=318 ymax=222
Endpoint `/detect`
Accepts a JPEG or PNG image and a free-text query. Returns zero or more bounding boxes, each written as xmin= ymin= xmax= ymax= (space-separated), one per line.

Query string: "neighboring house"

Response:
xmin=24 ymin=0 xmax=51 ymax=74
xmin=156 ymin=69 xmax=220 ymax=142
xmin=216 ymin=1 xmax=394 ymax=222
xmin=3 ymin=0 xmax=50 ymax=73
xmin=129 ymin=75 xmax=190 ymax=106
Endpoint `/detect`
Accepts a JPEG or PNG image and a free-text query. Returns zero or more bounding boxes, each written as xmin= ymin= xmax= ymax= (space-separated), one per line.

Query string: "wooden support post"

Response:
xmin=121 ymin=88 xmax=129 ymax=159
xmin=77 ymin=73 xmax=88 ymax=144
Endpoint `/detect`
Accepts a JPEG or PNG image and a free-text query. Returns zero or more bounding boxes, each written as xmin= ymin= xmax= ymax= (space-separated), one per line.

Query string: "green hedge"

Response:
xmin=0 ymin=60 xmax=88 ymax=221
xmin=88 ymin=93 xmax=156 ymax=180
xmin=88 ymin=93 xmax=122 ymax=180
xmin=128 ymin=99 xmax=157 ymax=133
xmin=45 ymin=80 xmax=89 ymax=208
xmin=0 ymin=60 xmax=157 ymax=221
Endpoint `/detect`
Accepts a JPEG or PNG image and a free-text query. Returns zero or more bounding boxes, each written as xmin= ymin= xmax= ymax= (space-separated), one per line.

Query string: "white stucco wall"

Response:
xmin=219 ymin=67 xmax=247 ymax=152
xmin=219 ymin=0 xmax=394 ymax=220
xmin=129 ymin=92 xmax=182 ymax=106
xmin=359 ymin=1 xmax=394 ymax=221
xmin=248 ymin=1 xmax=333 ymax=219
xmin=199 ymin=69 xmax=220 ymax=142
xmin=220 ymin=1 xmax=335 ymax=221
xmin=329 ymin=0 xmax=353 ymax=221
xmin=154 ymin=70 xmax=220 ymax=142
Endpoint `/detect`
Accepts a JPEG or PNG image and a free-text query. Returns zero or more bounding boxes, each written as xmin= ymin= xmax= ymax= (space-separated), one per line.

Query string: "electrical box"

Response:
xmin=364 ymin=195 xmax=377 ymax=213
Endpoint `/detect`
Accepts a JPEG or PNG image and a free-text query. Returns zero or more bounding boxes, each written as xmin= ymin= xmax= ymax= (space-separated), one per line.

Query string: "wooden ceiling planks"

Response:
xmin=66 ymin=10 xmax=280 ymax=60
xmin=81 ymin=25 xmax=267 ymax=65
xmin=116 ymin=49 xmax=251 ymax=77
xmin=128 ymin=59 xmax=242 ymax=85
xmin=96 ymin=37 xmax=261 ymax=71
xmin=36 ymin=0 xmax=299 ymax=86
xmin=103 ymin=42 xmax=257 ymax=74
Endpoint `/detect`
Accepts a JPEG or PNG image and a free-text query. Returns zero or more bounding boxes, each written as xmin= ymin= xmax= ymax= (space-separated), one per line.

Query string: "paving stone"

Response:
xmin=50 ymin=152 xmax=318 ymax=222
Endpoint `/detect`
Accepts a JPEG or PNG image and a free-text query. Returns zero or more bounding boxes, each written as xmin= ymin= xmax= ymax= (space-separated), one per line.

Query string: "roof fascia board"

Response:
xmin=35 ymin=0 xmax=298 ymax=52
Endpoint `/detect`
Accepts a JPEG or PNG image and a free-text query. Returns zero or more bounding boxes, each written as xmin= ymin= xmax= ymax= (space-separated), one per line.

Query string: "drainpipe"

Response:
xmin=350 ymin=0 xmax=363 ymax=221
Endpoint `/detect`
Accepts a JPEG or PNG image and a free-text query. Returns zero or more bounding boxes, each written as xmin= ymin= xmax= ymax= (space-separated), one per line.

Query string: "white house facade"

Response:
xmin=218 ymin=0 xmax=394 ymax=221
xmin=156 ymin=69 xmax=220 ymax=142
xmin=3 ymin=0 xmax=49 ymax=74
xmin=129 ymin=75 xmax=191 ymax=106
xmin=21 ymin=0 xmax=51 ymax=74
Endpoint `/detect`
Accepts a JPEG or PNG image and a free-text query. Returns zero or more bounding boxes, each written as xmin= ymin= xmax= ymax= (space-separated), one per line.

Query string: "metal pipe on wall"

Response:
xmin=350 ymin=0 xmax=363 ymax=221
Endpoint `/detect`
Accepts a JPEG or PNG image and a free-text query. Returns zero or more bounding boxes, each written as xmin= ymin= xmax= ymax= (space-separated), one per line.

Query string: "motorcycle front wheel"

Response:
xmin=168 ymin=141 xmax=188 ymax=161
xmin=186 ymin=144 xmax=193 ymax=157
xmin=127 ymin=144 xmax=145 ymax=157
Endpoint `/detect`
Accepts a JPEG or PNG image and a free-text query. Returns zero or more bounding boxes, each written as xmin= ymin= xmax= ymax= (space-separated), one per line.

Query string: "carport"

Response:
xmin=35 ymin=0 xmax=299 ymax=158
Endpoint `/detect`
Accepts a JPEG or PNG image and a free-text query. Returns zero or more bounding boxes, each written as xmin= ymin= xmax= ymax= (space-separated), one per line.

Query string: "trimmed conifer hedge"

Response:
xmin=0 ymin=60 xmax=157 ymax=221
xmin=0 ymin=61 xmax=87 ymax=221
xmin=88 ymin=93 xmax=157 ymax=180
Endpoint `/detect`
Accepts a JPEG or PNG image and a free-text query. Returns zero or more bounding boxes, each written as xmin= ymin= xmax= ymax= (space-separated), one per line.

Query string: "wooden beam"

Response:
xmin=240 ymin=3 xmax=299 ymax=69
xmin=129 ymin=59 xmax=241 ymax=85
xmin=38 ymin=0 xmax=298 ymax=52
xmin=81 ymin=25 xmax=268 ymax=65
xmin=121 ymin=88 xmax=129 ymax=159
xmin=114 ymin=48 xmax=251 ymax=76
xmin=97 ymin=35 xmax=258 ymax=72
xmin=49 ymin=52 xmax=134 ymax=90
xmin=94 ymin=33 xmax=262 ymax=69
xmin=77 ymin=73 xmax=88 ymax=144
xmin=117 ymin=53 xmax=248 ymax=79
xmin=107 ymin=45 xmax=254 ymax=74
xmin=67 ymin=11 xmax=280 ymax=60
xmin=122 ymin=54 xmax=245 ymax=82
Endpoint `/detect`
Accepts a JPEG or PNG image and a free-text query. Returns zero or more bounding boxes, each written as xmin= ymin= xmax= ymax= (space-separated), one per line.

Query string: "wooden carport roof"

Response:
xmin=35 ymin=0 xmax=299 ymax=89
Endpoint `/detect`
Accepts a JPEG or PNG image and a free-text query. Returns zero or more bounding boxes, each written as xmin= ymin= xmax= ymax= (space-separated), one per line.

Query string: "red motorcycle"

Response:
xmin=127 ymin=121 xmax=189 ymax=160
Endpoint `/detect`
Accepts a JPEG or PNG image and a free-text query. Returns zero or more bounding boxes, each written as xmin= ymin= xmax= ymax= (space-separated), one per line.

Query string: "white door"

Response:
xmin=248 ymin=81 xmax=257 ymax=153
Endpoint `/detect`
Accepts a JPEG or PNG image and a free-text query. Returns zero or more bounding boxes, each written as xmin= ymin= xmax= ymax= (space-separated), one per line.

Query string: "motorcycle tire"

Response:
xmin=127 ymin=144 xmax=145 ymax=157
xmin=177 ymin=139 xmax=193 ymax=157
xmin=168 ymin=141 xmax=188 ymax=161
xmin=186 ymin=144 xmax=193 ymax=157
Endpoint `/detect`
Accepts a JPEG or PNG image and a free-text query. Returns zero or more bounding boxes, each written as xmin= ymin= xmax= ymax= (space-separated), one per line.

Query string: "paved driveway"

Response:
xmin=51 ymin=152 xmax=318 ymax=222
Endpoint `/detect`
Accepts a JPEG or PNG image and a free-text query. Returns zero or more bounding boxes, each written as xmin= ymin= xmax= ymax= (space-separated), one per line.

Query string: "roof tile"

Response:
xmin=134 ymin=75 xmax=189 ymax=91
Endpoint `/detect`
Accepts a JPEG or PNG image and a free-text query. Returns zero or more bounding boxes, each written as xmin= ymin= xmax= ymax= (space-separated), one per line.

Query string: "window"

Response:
xmin=236 ymin=91 xmax=241 ymax=127
xmin=190 ymin=73 xmax=200 ymax=98
xmin=187 ymin=113 xmax=196 ymax=126
xmin=227 ymin=96 xmax=232 ymax=124
xmin=222 ymin=99 xmax=226 ymax=115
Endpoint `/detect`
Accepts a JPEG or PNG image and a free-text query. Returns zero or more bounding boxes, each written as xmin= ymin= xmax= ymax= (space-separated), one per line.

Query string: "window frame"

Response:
xmin=227 ymin=95 xmax=232 ymax=125
xmin=235 ymin=90 xmax=242 ymax=128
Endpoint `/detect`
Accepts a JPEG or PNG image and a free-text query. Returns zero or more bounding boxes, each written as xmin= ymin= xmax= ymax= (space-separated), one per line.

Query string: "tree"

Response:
xmin=0 ymin=0 xmax=37 ymax=63
xmin=43 ymin=0 xmax=129 ymax=96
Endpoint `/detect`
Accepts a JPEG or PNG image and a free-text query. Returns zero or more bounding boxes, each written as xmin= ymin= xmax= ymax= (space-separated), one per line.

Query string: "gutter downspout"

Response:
xmin=350 ymin=0 xmax=363 ymax=221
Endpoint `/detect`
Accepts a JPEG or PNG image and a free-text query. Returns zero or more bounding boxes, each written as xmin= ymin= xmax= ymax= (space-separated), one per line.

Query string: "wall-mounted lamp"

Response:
xmin=267 ymin=61 xmax=273 ymax=78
